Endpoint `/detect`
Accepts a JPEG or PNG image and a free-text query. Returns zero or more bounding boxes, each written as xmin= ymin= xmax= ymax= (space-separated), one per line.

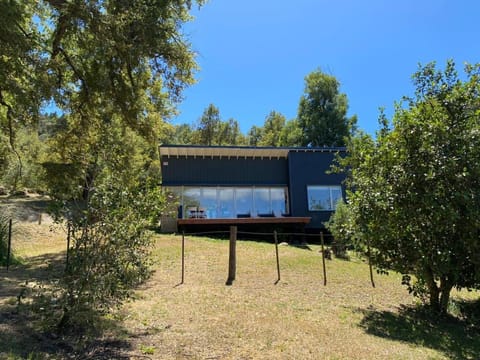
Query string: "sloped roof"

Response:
xmin=159 ymin=145 xmax=345 ymax=159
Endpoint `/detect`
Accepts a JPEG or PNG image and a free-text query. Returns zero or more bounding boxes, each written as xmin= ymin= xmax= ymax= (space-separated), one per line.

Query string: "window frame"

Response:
xmin=306 ymin=185 xmax=343 ymax=211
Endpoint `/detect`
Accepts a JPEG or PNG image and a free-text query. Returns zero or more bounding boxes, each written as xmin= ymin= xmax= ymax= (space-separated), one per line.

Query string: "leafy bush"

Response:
xmin=55 ymin=176 xmax=163 ymax=330
xmin=324 ymin=200 xmax=358 ymax=259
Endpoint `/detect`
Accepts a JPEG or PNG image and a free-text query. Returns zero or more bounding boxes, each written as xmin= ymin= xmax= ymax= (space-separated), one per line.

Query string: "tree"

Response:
xmin=197 ymin=104 xmax=221 ymax=145
xmin=173 ymin=123 xmax=196 ymax=144
xmin=218 ymin=118 xmax=245 ymax=145
xmin=247 ymin=125 xmax=263 ymax=146
xmin=338 ymin=60 xmax=480 ymax=313
xmin=0 ymin=0 xmax=204 ymax=328
xmin=279 ymin=119 xmax=302 ymax=146
xmin=298 ymin=69 xmax=356 ymax=147
xmin=258 ymin=111 xmax=286 ymax=146
xmin=0 ymin=1 xmax=45 ymax=190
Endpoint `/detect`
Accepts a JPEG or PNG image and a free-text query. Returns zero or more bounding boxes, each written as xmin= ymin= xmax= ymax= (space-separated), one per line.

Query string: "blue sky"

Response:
xmin=173 ymin=0 xmax=480 ymax=135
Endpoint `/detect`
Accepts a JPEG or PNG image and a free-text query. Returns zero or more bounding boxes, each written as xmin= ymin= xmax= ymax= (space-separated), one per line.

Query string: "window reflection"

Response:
xmin=218 ymin=188 xmax=234 ymax=218
xmin=168 ymin=186 xmax=291 ymax=219
xmin=202 ymin=188 xmax=217 ymax=219
xmin=254 ymin=188 xmax=270 ymax=215
xmin=271 ymin=188 xmax=287 ymax=216
xmin=307 ymin=185 xmax=342 ymax=211
xmin=236 ymin=188 xmax=253 ymax=216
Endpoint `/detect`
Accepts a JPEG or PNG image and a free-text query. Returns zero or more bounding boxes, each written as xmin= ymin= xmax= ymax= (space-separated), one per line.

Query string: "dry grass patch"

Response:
xmin=122 ymin=234 xmax=480 ymax=359
xmin=1 ymin=210 xmax=479 ymax=359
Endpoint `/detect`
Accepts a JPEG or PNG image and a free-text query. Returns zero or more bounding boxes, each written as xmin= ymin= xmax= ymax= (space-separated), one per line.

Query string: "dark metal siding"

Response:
xmin=288 ymin=151 xmax=345 ymax=229
xmin=161 ymin=156 xmax=288 ymax=186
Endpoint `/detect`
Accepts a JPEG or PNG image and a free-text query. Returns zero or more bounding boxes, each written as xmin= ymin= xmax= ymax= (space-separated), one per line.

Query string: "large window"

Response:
xmin=307 ymin=185 xmax=342 ymax=211
xmin=170 ymin=186 xmax=289 ymax=219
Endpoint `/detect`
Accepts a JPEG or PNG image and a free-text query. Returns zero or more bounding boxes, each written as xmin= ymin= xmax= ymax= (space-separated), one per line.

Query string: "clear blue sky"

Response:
xmin=173 ymin=0 xmax=480 ymax=135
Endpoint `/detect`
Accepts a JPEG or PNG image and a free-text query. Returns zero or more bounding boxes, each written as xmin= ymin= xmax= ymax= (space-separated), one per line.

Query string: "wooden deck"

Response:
xmin=177 ymin=216 xmax=311 ymax=226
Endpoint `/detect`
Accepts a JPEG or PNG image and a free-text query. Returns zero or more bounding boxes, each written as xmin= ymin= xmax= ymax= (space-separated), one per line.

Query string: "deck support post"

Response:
xmin=226 ymin=225 xmax=237 ymax=285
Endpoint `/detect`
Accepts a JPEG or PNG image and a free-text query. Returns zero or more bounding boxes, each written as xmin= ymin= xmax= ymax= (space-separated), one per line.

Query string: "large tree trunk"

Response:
xmin=439 ymin=276 xmax=453 ymax=314
xmin=423 ymin=266 xmax=440 ymax=311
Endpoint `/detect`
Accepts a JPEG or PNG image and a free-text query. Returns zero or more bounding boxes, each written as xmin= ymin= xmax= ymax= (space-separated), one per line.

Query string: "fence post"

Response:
xmin=6 ymin=219 xmax=12 ymax=272
xmin=226 ymin=225 xmax=237 ymax=285
xmin=320 ymin=231 xmax=327 ymax=286
xmin=38 ymin=213 xmax=42 ymax=225
xmin=181 ymin=231 xmax=185 ymax=284
xmin=65 ymin=222 xmax=71 ymax=271
xmin=274 ymin=230 xmax=281 ymax=284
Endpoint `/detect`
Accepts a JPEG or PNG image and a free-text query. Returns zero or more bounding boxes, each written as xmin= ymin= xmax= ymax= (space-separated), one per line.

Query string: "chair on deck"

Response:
xmin=197 ymin=207 xmax=207 ymax=218
xmin=187 ymin=206 xmax=198 ymax=218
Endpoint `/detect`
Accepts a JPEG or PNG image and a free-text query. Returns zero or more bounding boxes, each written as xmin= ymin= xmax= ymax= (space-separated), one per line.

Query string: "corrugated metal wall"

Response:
xmin=161 ymin=156 xmax=288 ymax=186
xmin=288 ymin=152 xmax=345 ymax=228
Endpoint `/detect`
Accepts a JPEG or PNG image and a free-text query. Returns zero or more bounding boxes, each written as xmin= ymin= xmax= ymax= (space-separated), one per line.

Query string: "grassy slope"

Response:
xmin=122 ymin=235 xmax=480 ymax=360
xmin=0 ymin=198 xmax=478 ymax=359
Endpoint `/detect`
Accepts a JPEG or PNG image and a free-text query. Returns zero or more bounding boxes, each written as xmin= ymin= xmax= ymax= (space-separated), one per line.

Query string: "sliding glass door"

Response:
xmin=169 ymin=186 xmax=289 ymax=219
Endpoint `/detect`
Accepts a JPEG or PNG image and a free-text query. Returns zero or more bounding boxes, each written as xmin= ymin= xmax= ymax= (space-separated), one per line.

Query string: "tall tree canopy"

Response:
xmin=196 ymin=103 xmax=221 ymax=145
xmin=298 ymin=69 xmax=356 ymax=147
xmin=1 ymin=0 xmax=204 ymax=328
xmin=258 ymin=111 xmax=286 ymax=147
xmin=338 ymin=60 xmax=480 ymax=313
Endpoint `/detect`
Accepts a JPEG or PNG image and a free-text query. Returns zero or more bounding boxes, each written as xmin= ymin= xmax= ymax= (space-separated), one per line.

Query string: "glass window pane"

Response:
xmin=330 ymin=187 xmax=343 ymax=210
xmin=184 ymin=187 xmax=201 ymax=218
xmin=307 ymin=186 xmax=343 ymax=211
xmin=201 ymin=188 xmax=217 ymax=219
xmin=254 ymin=188 xmax=270 ymax=215
xmin=235 ymin=188 xmax=253 ymax=216
xmin=307 ymin=186 xmax=331 ymax=211
xmin=218 ymin=188 xmax=234 ymax=218
xmin=271 ymin=188 xmax=287 ymax=216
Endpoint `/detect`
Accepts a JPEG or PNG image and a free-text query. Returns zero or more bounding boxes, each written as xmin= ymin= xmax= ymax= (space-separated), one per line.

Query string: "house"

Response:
xmin=159 ymin=145 xmax=346 ymax=232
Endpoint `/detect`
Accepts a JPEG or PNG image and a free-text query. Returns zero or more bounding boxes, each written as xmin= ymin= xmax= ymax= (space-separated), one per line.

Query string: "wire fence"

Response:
xmin=178 ymin=227 xmax=376 ymax=288
xmin=1 ymin=220 xmax=375 ymax=288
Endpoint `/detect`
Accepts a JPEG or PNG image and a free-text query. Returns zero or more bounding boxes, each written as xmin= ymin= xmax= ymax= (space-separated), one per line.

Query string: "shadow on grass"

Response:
xmin=358 ymin=302 xmax=480 ymax=360
xmin=0 ymin=252 xmax=134 ymax=359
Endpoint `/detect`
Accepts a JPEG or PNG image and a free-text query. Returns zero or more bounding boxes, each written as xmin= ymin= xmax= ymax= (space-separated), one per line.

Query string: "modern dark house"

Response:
xmin=159 ymin=145 xmax=346 ymax=232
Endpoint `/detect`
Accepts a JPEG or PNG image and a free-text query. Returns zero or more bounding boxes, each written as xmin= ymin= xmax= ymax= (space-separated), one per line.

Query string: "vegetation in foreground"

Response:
xmin=332 ymin=61 xmax=480 ymax=313
xmin=1 ymin=205 xmax=479 ymax=359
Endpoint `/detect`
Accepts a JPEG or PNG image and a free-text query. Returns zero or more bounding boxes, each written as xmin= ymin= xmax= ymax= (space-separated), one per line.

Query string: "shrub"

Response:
xmin=324 ymin=201 xmax=357 ymax=259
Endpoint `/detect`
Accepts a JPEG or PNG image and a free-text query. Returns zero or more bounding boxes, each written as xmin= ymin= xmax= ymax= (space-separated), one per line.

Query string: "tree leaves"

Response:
xmin=339 ymin=60 xmax=480 ymax=313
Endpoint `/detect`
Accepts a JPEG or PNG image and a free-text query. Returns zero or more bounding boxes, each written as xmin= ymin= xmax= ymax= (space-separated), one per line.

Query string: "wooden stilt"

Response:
xmin=226 ymin=225 xmax=237 ymax=285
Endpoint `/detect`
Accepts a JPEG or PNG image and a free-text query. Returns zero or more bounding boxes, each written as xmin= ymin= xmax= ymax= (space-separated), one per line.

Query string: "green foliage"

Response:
xmin=338 ymin=60 xmax=480 ymax=313
xmin=196 ymin=104 xmax=221 ymax=145
xmin=245 ymin=112 xmax=302 ymax=147
xmin=247 ymin=125 xmax=263 ymax=146
xmin=58 ymin=177 xmax=155 ymax=329
xmin=192 ymin=104 xmax=246 ymax=146
xmin=279 ymin=119 xmax=302 ymax=146
xmin=0 ymin=127 xmax=47 ymax=192
xmin=258 ymin=111 xmax=286 ymax=146
xmin=0 ymin=0 xmax=204 ymax=332
xmin=298 ymin=69 xmax=357 ymax=147
xmin=324 ymin=200 xmax=357 ymax=259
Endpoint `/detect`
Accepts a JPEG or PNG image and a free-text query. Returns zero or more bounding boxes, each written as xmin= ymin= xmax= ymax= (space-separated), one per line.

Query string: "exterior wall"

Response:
xmin=161 ymin=156 xmax=288 ymax=186
xmin=287 ymin=151 xmax=345 ymax=229
xmin=160 ymin=148 xmax=346 ymax=230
